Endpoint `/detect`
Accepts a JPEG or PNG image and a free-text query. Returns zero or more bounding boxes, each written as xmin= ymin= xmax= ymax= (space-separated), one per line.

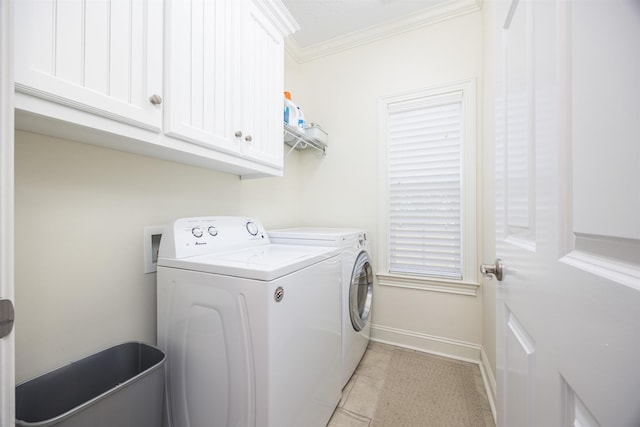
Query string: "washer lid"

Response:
xmin=158 ymin=244 xmax=339 ymax=281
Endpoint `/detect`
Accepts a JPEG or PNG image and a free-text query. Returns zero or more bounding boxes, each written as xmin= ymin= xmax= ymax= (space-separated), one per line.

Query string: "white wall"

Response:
xmin=14 ymin=130 xmax=303 ymax=383
xmin=285 ymin=11 xmax=486 ymax=361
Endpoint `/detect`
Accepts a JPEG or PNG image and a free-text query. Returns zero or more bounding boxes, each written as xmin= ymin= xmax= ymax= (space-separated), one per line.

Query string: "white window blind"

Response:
xmin=387 ymin=91 xmax=464 ymax=279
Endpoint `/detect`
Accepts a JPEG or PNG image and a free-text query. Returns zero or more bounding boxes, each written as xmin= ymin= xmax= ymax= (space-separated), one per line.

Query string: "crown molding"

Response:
xmin=254 ymin=0 xmax=300 ymax=36
xmin=286 ymin=0 xmax=482 ymax=63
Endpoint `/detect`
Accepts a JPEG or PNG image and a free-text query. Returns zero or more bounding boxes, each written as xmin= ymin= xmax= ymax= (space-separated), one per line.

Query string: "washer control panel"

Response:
xmin=190 ymin=225 xmax=220 ymax=238
xmin=158 ymin=216 xmax=269 ymax=259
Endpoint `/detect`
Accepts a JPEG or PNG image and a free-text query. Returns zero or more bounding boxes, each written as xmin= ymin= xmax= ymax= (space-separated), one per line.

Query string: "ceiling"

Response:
xmin=281 ymin=0 xmax=482 ymax=62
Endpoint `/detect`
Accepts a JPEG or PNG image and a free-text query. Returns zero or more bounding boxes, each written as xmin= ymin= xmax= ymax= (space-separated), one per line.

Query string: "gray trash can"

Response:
xmin=16 ymin=342 xmax=165 ymax=427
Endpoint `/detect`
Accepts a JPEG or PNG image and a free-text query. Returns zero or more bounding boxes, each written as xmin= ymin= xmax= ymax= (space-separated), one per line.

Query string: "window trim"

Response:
xmin=377 ymin=79 xmax=478 ymax=294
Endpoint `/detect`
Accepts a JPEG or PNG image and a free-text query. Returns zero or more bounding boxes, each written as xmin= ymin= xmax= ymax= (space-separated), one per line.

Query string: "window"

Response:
xmin=378 ymin=80 xmax=478 ymax=294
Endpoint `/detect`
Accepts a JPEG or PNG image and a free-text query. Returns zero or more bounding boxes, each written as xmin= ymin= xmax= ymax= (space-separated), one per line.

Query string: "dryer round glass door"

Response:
xmin=349 ymin=251 xmax=373 ymax=331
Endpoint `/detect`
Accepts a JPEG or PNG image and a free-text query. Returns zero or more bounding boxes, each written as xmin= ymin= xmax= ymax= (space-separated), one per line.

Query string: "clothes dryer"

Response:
xmin=157 ymin=217 xmax=341 ymax=427
xmin=268 ymin=228 xmax=373 ymax=388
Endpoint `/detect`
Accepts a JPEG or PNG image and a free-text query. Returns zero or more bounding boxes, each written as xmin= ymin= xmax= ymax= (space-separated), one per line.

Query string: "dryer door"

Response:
xmin=349 ymin=251 xmax=373 ymax=331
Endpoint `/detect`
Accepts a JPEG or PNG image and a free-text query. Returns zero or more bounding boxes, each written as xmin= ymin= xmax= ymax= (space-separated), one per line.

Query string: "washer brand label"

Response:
xmin=194 ymin=242 xmax=207 ymax=246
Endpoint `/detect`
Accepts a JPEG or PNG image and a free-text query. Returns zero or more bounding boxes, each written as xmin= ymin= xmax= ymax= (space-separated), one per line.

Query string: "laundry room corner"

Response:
xmin=284 ymin=9 xmax=487 ymax=364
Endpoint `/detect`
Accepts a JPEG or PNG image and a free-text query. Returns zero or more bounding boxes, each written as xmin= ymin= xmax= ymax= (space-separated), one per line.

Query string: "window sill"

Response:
xmin=376 ymin=273 xmax=480 ymax=296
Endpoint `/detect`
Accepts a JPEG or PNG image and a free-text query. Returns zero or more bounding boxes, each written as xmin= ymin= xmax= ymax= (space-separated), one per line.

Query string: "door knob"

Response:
xmin=480 ymin=258 xmax=503 ymax=281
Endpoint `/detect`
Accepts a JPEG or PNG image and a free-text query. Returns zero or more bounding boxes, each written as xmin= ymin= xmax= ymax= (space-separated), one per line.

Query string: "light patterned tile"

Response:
xmin=366 ymin=341 xmax=395 ymax=354
xmin=396 ymin=346 xmax=465 ymax=365
xmin=339 ymin=374 xmax=358 ymax=408
xmin=354 ymin=347 xmax=392 ymax=381
xmin=342 ymin=374 xmax=384 ymax=419
xmin=484 ymin=409 xmax=497 ymax=427
xmin=331 ymin=342 xmax=497 ymax=427
xmin=326 ymin=408 xmax=370 ymax=427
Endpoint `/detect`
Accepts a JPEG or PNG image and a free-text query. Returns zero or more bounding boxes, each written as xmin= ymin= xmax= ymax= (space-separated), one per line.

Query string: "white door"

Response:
xmin=0 ymin=0 xmax=15 ymax=425
xmin=495 ymin=0 xmax=640 ymax=426
xmin=14 ymin=0 xmax=163 ymax=131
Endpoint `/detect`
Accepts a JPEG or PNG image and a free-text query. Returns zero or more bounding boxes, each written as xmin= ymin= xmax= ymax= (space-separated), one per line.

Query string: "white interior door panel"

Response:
xmin=496 ymin=0 xmax=640 ymax=426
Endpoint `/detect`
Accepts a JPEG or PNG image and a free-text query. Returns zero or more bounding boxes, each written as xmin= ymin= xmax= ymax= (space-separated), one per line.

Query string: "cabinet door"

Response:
xmin=14 ymin=0 xmax=163 ymax=131
xmin=164 ymin=0 xmax=240 ymax=156
xmin=234 ymin=0 xmax=285 ymax=169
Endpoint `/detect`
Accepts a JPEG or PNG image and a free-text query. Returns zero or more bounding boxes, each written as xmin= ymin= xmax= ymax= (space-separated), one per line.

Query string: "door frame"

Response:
xmin=0 ymin=0 xmax=15 ymax=425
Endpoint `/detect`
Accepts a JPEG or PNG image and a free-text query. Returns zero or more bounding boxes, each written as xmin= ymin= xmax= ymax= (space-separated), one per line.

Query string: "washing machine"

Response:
xmin=156 ymin=217 xmax=342 ymax=427
xmin=268 ymin=228 xmax=373 ymax=388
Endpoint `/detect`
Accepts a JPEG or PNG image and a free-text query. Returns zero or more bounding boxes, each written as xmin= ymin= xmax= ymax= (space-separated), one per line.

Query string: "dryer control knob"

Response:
xmin=192 ymin=227 xmax=204 ymax=238
xmin=246 ymin=221 xmax=259 ymax=236
xmin=208 ymin=226 xmax=218 ymax=237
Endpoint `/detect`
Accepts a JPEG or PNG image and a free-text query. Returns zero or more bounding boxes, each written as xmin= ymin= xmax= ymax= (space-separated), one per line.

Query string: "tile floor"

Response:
xmin=327 ymin=341 xmax=496 ymax=427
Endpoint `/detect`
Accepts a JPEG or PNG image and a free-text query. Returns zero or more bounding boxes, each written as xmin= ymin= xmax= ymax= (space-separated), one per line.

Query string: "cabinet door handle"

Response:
xmin=149 ymin=94 xmax=163 ymax=105
xmin=245 ymin=135 xmax=253 ymax=142
xmin=235 ymin=130 xmax=243 ymax=138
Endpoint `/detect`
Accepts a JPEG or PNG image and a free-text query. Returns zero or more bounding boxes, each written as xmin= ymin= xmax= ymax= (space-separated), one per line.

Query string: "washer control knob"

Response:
xmin=192 ymin=227 xmax=203 ymax=238
xmin=246 ymin=221 xmax=259 ymax=236
xmin=208 ymin=226 xmax=218 ymax=237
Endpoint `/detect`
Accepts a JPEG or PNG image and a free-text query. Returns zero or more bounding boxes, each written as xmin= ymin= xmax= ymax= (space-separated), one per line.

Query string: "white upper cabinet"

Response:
xmin=164 ymin=0 xmax=237 ymax=153
xmin=14 ymin=0 xmax=163 ymax=132
xmin=14 ymin=0 xmax=298 ymax=178
xmin=234 ymin=0 xmax=286 ymax=168
xmin=166 ymin=0 xmax=293 ymax=169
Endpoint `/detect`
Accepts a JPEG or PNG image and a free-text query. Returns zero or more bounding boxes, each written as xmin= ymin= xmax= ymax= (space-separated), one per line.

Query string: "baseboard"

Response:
xmin=371 ymin=323 xmax=497 ymax=424
xmin=479 ymin=347 xmax=497 ymax=422
xmin=370 ymin=323 xmax=481 ymax=363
